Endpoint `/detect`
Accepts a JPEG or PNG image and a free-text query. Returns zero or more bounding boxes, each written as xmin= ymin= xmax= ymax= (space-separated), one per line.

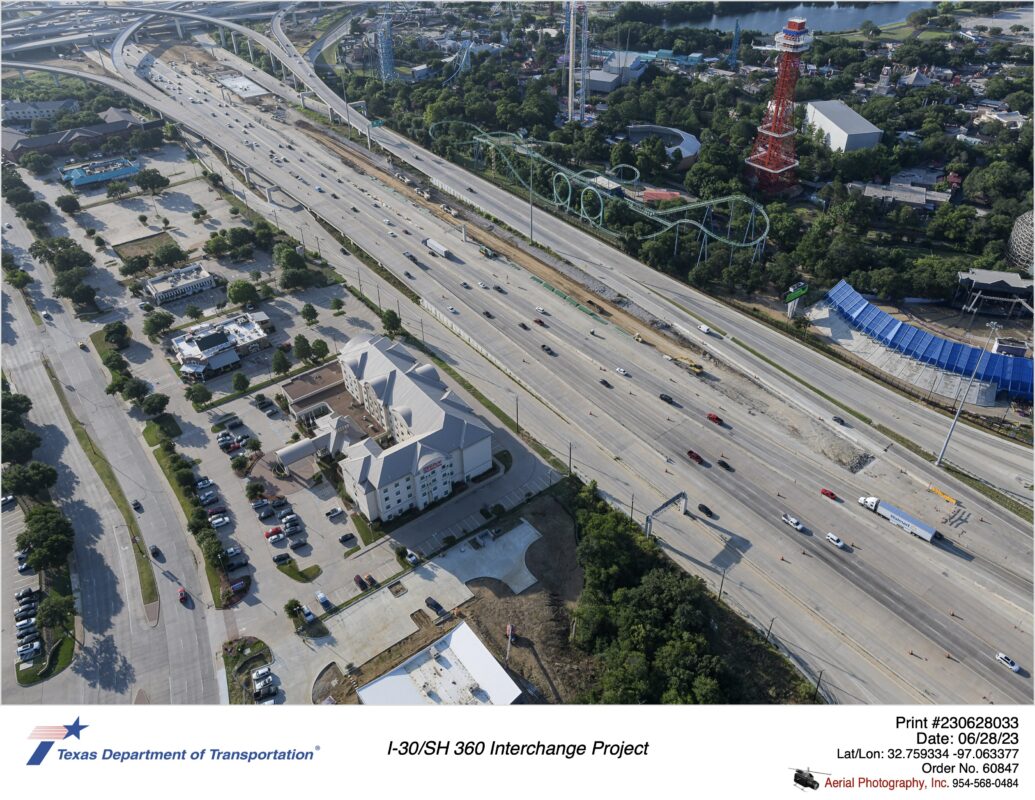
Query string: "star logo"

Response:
xmin=27 ymin=718 xmax=89 ymax=765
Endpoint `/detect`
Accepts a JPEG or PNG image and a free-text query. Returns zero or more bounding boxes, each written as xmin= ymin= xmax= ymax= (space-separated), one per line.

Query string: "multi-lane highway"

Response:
xmin=3 ymin=4 xmax=1031 ymax=705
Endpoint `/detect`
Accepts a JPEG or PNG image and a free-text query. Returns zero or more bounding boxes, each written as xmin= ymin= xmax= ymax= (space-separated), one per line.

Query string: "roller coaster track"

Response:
xmin=429 ymin=121 xmax=768 ymax=262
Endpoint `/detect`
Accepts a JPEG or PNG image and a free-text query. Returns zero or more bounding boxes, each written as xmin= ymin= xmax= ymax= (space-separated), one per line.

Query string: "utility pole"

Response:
xmin=717 ymin=568 xmax=726 ymax=600
xmin=528 ymin=151 xmax=534 ymax=243
xmin=568 ymin=442 xmax=572 ymax=474
xmin=936 ymin=321 xmax=1000 ymax=466
xmin=813 ymin=670 xmax=824 ymax=702
xmin=765 ymin=616 xmax=775 ymax=643
xmin=515 ymin=395 xmax=519 ymax=436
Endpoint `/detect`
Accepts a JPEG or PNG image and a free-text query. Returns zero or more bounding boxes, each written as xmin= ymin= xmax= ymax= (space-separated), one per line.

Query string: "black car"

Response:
xmin=483 ymin=310 xmax=494 ymax=319
xmin=425 ymin=596 xmax=445 ymax=616
xmin=258 ymin=508 xmax=275 ymax=519
xmin=492 ymin=285 xmax=506 ymax=293
xmin=226 ymin=558 xmax=249 ymax=571
xmin=132 ymin=499 xmax=143 ymax=512
xmin=540 ymin=344 xmax=555 ymax=355
xmin=717 ymin=459 xmax=733 ymax=472
xmin=697 ymin=504 xmax=714 ymax=518
xmin=600 ymin=379 xmax=612 ymax=388
xmin=289 ymin=539 xmax=307 ymax=551
xmin=518 ymin=322 xmax=530 ymax=331
xmin=226 ymin=419 xmax=244 ymax=429
xmin=16 ymin=626 xmax=37 ymax=639
xmin=254 ymin=684 xmax=277 ymax=700
xmin=832 ymin=416 xmax=846 ymax=425
xmin=15 ymin=587 xmax=35 ymax=601
xmin=149 ymin=545 xmax=161 ymax=557
xmin=338 ymin=533 xmax=355 ymax=545
xmin=659 ymin=393 xmax=674 ymax=404
xmin=272 ymin=553 xmax=291 ymax=565
xmin=271 ymin=498 xmax=289 ymax=508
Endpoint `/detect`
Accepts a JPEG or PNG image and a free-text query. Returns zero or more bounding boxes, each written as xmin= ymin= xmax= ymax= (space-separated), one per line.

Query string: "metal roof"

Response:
xmin=806 ymin=100 xmax=882 ymax=136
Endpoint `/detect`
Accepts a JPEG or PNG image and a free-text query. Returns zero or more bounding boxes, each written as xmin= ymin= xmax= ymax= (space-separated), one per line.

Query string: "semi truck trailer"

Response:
xmin=858 ymin=496 xmax=940 ymax=542
xmin=422 ymin=237 xmax=452 ymax=259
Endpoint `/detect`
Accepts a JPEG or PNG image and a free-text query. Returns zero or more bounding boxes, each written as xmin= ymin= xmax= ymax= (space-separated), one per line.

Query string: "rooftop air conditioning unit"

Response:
xmin=428 ymin=646 xmax=440 ymax=660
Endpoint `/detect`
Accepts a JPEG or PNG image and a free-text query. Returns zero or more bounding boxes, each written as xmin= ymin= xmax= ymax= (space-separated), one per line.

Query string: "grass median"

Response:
xmin=42 ymin=359 xmax=158 ymax=606
xmin=276 ymin=558 xmax=323 ymax=583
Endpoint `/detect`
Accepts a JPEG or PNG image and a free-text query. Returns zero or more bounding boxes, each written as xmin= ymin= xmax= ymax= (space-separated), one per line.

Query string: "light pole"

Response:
xmin=935 ymin=321 xmax=1000 ymax=466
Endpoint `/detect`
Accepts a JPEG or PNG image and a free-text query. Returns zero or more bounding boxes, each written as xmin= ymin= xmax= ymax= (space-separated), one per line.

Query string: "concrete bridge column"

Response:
xmin=292 ymin=10 xmax=298 ymax=25
xmin=241 ymin=167 xmax=252 ymax=186
xmin=17 ymin=67 xmax=25 ymax=79
xmin=174 ymin=18 xmax=183 ymax=38
xmin=230 ymin=31 xmax=238 ymax=55
xmin=218 ymin=28 xmax=226 ymax=48
xmin=246 ymin=39 xmax=253 ymax=61
xmin=264 ymin=186 xmax=273 ymax=203
xmin=52 ymin=73 xmax=60 ymax=87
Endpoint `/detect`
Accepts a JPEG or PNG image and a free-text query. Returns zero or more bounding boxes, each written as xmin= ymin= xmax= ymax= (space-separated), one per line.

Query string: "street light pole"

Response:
xmin=935 ymin=321 xmax=1000 ymax=466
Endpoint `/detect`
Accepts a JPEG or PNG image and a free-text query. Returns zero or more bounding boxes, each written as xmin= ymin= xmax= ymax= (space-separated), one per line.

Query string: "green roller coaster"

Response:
xmin=429 ymin=121 xmax=769 ymax=265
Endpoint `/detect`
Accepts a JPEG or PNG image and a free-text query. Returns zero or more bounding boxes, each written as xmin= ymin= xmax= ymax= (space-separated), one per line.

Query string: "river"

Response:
xmin=665 ymin=2 xmax=938 ymax=34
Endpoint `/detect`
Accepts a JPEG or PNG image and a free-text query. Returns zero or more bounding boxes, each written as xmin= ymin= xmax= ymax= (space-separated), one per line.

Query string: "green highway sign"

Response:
xmin=784 ymin=282 xmax=808 ymax=304
xmin=370 ymin=119 xmax=385 ymax=128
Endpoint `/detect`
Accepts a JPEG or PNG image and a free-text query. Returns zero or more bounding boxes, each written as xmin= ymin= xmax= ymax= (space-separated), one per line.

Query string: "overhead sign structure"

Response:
xmin=784 ymin=282 xmax=809 ymax=304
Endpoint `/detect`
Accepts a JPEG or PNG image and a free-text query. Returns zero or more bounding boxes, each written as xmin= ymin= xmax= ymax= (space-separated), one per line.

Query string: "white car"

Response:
xmin=477 ymin=281 xmax=487 ymax=288
xmin=325 ymin=507 xmax=343 ymax=518
xmin=300 ymin=605 xmax=316 ymax=623
xmin=781 ymin=514 xmax=804 ymax=531
xmin=535 ymin=306 xmax=546 ymax=314
xmin=268 ymin=532 xmax=286 ymax=544
xmin=254 ymin=675 xmax=274 ymax=690
xmin=698 ymin=324 xmax=712 ymax=335
xmin=382 ymin=218 xmax=391 ymax=225
xmin=210 ymin=516 xmax=231 ymax=528
xmin=224 ymin=546 xmax=242 ymax=558
xmin=251 ymin=665 xmax=271 ymax=682
xmin=995 ymin=652 xmax=1021 ymax=673
xmin=195 ymin=478 xmax=213 ymax=490
xmin=447 ymin=306 xmax=458 ymax=314
xmin=615 ymin=367 xmax=628 ymax=376
xmin=825 ymin=532 xmax=846 ymax=549
xmin=405 ymin=550 xmax=419 ymax=566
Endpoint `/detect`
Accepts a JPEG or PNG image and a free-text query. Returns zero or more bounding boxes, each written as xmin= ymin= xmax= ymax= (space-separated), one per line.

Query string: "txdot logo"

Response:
xmin=26 ymin=718 xmax=88 ymax=766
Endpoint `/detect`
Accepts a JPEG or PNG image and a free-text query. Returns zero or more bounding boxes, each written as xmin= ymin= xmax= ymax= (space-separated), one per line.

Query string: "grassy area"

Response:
xmin=20 ymin=289 xmax=43 ymax=326
xmin=276 ymin=559 xmax=323 ymax=582
xmin=665 ymin=296 xmax=728 ymax=337
xmin=342 ymin=545 xmax=360 ymax=558
xmin=42 ymin=360 xmax=158 ymax=606
xmin=112 ymin=231 xmax=177 ymax=262
xmin=222 ymin=637 xmax=271 ymax=705
xmin=17 ymin=635 xmax=75 ymax=686
xmin=142 ymin=413 xmax=183 ymax=446
xmin=350 ymin=513 xmax=378 ymax=546
xmin=87 ymin=329 xmax=115 ymax=360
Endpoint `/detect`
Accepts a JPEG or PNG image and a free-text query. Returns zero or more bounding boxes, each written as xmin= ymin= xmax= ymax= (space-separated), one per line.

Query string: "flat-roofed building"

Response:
xmin=171 ymin=311 xmax=272 ymax=382
xmin=1 ymin=99 xmax=79 ymax=122
xmin=60 ymin=157 xmax=139 ymax=188
xmin=805 ymin=100 xmax=883 ymax=152
xmin=145 ymin=263 xmax=215 ymax=305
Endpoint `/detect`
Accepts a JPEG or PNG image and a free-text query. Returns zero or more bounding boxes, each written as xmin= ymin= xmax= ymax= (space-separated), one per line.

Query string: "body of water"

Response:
xmin=667 ymin=2 xmax=937 ymax=34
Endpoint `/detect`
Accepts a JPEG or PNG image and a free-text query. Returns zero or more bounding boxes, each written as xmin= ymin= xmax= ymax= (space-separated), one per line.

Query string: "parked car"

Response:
xmin=251 ymin=498 xmax=269 ymax=509
xmin=273 ymin=553 xmax=291 ymax=564
xmin=288 ymin=539 xmax=306 ymax=551
xmin=425 ymin=596 xmax=445 ymax=616
xmin=258 ymin=508 xmax=275 ymax=520
xmin=15 ymin=587 xmax=35 ymax=601
xmin=1 ymin=495 xmax=16 ymax=507
xmin=149 ymin=545 xmax=161 ymax=557
xmin=195 ymin=478 xmax=213 ymax=490
xmin=405 ymin=550 xmax=419 ymax=566
xmin=210 ymin=516 xmax=230 ymax=528
xmin=251 ymin=666 xmax=271 ymax=682
xmin=316 ymin=591 xmax=331 ymax=609
xmin=264 ymin=527 xmax=283 ymax=538
xmin=279 ymin=513 xmax=298 ymax=524
xmin=782 ymin=513 xmax=804 ymax=531
xmin=353 ymin=574 xmax=368 ymax=590
xmin=254 ymin=675 xmax=275 ymax=691
xmin=268 ymin=532 xmax=286 ymax=544
xmin=325 ymin=507 xmax=343 ymax=518
xmin=207 ymin=506 xmax=228 ymax=517
xmin=271 ymin=497 xmax=288 ymax=508
xmin=178 ymin=587 xmax=188 ymax=604
xmin=131 ymin=499 xmax=143 ymax=512
xmin=339 ymin=533 xmax=355 ymax=545
xmin=224 ymin=546 xmax=242 ymax=558
xmin=364 ymin=574 xmax=378 ymax=587
xmin=16 ymin=625 xmax=38 ymax=639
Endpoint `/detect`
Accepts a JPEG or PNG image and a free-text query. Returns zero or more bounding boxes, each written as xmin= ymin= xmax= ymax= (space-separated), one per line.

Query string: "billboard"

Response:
xmin=784 ymin=282 xmax=808 ymax=303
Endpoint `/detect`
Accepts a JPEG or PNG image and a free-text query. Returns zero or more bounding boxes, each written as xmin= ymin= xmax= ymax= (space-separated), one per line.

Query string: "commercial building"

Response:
xmin=215 ymin=73 xmax=270 ymax=104
xmin=976 ymin=109 xmax=1027 ymax=130
xmin=586 ymin=50 xmax=647 ymax=94
xmin=338 ymin=335 xmax=492 ymax=523
xmin=626 ymin=123 xmax=700 ymax=169
xmin=954 ymin=268 xmax=1033 ymax=318
xmin=898 ymin=68 xmax=932 ymax=89
xmin=145 ymin=263 xmax=216 ymax=305
xmin=1 ymin=98 xmax=79 ymax=122
xmin=849 ymin=181 xmax=951 ymax=211
xmin=172 ymin=311 xmax=273 ymax=382
xmin=805 ymin=100 xmax=882 ymax=152
xmin=60 ymin=157 xmax=139 ymax=188
xmin=0 ymin=108 xmax=160 ymax=159
xmin=357 ymin=622 xmax=521 ymax=705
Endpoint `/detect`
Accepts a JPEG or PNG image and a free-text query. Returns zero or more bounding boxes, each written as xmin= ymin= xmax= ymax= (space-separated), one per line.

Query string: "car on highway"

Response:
xmin=698 ymin=324 xmax=712 ymax=335
xmin=782 ymin=514 xmax=804 ymax=531
xmin=325 ymin=507 xmax=343 ymax=518
xmin=478 ymin=281 xmax=487 ymax=289
xmin=149 ymin=545 xmax=161 ymax=558
xmin=707 ymin=413 xmax=723 ymax=425
xmin=540 ymin=344 xmax=555 ymax=356
xmin=717 ymin=459 xmax=732 ymax=471
xmin=659 ymin=393 xmax=674 ymax=404
xmin=685 ymin=450 xmax=703 ymax=464
xmin=210 ymin=516 xmax=231 ymax=528
xmin=825 ymin=532 xmax=846 ymax=549
xmin=600 ymin=379 xmax=612 ymax=388
xmin=820 ymin=488 xmax=838 ymax=501
xmin=518 ymin=322 xmax=529 ymax=331
xmin=268 ymin=532 xmax=286 ymax=544
xmin=178 ymin=587 xmax=188 ymax=604
xmin=533 ymin=318 xmax=545 ymax=326
xmin=132 ymin=499 xmax=143 ymax=511
xmin=447 ymin=306 xmax=458 ymax=314
xmin=483 ymin=310 xmax=494 ymax=319
xmin=78 ymin=341 xmax=87 ymax=350
xmin=493 ymin=285 xmax=506 ymax=293
xmin=535 ymin=306 xmax=546 ymax=314
xmin=404 ymin=271 xmax=415 ymax=279
xmin=697 ymin=504 xmax=714 ymax=518
xmin=832 ymin=416 xmax=846 ymax=425
xmin=995 ymin=652 xmax=1021 ymax=673
xmin=264 ymin=527 xmax=283 ymax=538
xmin=615 ymin=367 xmax=628 ymax=376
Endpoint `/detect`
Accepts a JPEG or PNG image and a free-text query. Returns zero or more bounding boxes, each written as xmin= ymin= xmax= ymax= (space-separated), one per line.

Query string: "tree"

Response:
xmin=142 ymin=310 xmax=174 ymax=337
xmin=284 ymin=599 xmax=302 ymax=617
xmin=245 ymin=481 xmax=266 ymax=501
xmin=106 ymin=180 xmax=130 ymax=199
xmin=103 ymin=320 xmax=130 ymax=349
xmin=17 ymin=505 xmax=75 ymax=572
xmin=381 ymin=309 xmax=402 ymax=337
xmin=135 ymin=168 xmax=170 ymax=195
xmin=245 ymin=437 xmax=261 ymax=452
xmin=1 ymin=391 xmax=32 ymax=427
xmin=310 ymin=339 xmax=329 ymax=361
xmin=185 ymin=304 xmax=203 ymax=320
xmin=271 ymin=349 xmax=290 ymax=375
xmin=635 ymin=136 xmax=668 ymax=181
xmin=184 ymin=384 xmax=212 ymax=404
xmin=610 ymin=140 xmax=636 ymax=168
xmin=293 ymin=334 xmax=312 ymax=362
xmin=102 ymin=351 xmax=129 ymax=373
xmin=15 ymin=200 xmax=51 ymax=223
xmin=55 ymin=195 xmax=80 ymax=214
xmin=226 ymin=279 xmax=259 ymax=305
xmin=140 ymin=393 xmax=169 ymax=416
xmin=36 ymin=593 xmax=76 ymax=639
xmin=273 ymin=242 xmax=306 ymax=271
xmin=232 ymin=372 xmax=250 ymax=393
xmin=151 ymin=243 xmax=186 ymax=267
xmin=120 ymin=377 xmax=150 ymax=404
xmin=138 ymin=214 xmax=148 ymax=226
xmin=330 ymin=297 xmax=344 ymax=312
xmin=300 ymin=302 xmax=318 ymax=325
xmin=1 ymin=461 xmax=58 ymax=498
xmin=230 ymin=455 xmax=249 ymax=472
xmin=1 ymin=427 xmax=41 ymax=464
xmin=19 ymin=152 xmax=54 ymax=175
xmin=118 ymin=254 xmax=150 ymax=277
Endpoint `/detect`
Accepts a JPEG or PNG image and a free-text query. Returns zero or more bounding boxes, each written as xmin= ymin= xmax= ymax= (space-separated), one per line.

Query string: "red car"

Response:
xmin=178 ymin=587 xmax=188 ymax=604
xmin=533 ymin=318 xmax=545 ymax=327
xmin=264 ymin=526 xmax=283 ymax=538
xmin=207 ymin=506 xmax=227 ymax=517
xmin=820 ymin=488 xmax=838 ymax=500
xmin=686 ymin=450 xmax=703 ymax=464
xmin=707 ymin=413 xmax=723 ymax=425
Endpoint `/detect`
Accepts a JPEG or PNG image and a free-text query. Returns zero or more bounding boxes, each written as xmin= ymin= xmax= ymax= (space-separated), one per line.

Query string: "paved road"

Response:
xmin=2 ymin=200 xmax=222 ymax=704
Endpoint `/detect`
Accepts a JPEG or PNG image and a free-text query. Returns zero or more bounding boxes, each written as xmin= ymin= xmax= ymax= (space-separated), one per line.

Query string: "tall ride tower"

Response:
xmin=745 ymin=18 xmax=811 ymax=194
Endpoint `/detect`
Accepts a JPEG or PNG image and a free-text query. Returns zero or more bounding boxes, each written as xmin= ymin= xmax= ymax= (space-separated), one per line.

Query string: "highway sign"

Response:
xmin=370 ymin=119 xmax=385 ymax=128
xmin=784 ymin=282 xmax=808 ymax=304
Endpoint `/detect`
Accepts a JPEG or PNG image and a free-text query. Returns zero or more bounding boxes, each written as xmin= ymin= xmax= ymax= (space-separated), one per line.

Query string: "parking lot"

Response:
xmin=2 ymin=502 xmax=46 ymax=680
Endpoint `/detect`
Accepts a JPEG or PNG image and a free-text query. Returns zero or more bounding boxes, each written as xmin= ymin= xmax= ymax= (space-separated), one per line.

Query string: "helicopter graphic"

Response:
xmin=790 ymin=767 xmax=831 ymax=790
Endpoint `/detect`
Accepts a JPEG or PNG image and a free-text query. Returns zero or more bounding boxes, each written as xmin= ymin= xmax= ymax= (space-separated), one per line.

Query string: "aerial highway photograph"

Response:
xmin=0 ymin=0 xmax=1032 ymax=712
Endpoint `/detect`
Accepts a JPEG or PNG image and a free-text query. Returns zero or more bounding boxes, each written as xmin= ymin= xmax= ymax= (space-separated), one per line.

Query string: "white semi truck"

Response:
xmin=422 ymin=237 xmax=452 ymax=259
xmin=858 ymin=496 xmax=940 ymax=542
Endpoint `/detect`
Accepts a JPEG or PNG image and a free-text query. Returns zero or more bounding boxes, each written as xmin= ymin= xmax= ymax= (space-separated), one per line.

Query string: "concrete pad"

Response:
xmin=435 ymin=519 xmax=541 ymax=594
